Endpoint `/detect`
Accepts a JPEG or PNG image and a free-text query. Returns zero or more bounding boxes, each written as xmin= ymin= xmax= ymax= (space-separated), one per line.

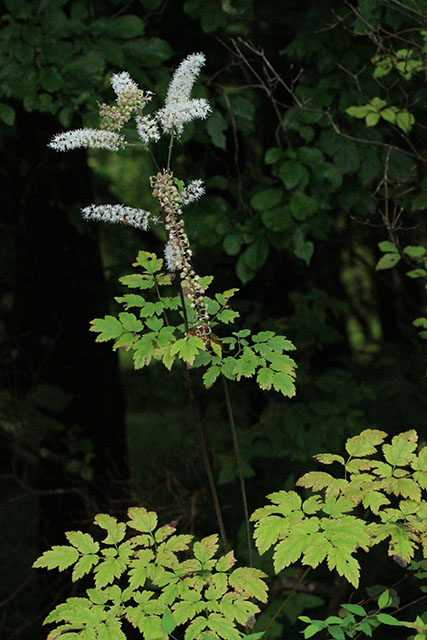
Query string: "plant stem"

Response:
xmin=263 ymin=567 xmax=312 ymax=637
xmin=167 ymin=134 xmax=174 ymax=171
xmin=177 ymin=281 xmax=229 ymax=550
xmin=221 ymin=375 xmax=252 ymax=566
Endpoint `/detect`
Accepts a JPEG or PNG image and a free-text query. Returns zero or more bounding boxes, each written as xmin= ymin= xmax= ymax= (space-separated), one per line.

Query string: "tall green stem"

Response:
xmin=167 ymin=134 xmax=174 ymax=171
xmin=178 ymin=281 xmax=229 ymax=550
xmin=221 ymin=376 xmax=252 ymax=566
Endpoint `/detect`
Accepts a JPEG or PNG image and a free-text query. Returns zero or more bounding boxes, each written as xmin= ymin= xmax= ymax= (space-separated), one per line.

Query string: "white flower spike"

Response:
xmin=110 ymin=71 xmax=139 ymax=97
xmin=135 ymin=114 xmax=161 ymax=146
xmin=81 ymin=204 xmax=156 ymax=230
xmin=157 ymin=53 xmax=211 ymax=135
xmin=49 ymin=129 xmax=126 ymax=152
xmin=179 ymin=179 xmax=205 ymax=206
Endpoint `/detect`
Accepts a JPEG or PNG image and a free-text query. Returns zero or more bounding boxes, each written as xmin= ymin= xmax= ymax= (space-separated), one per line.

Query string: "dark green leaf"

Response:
xmin=0 ymin=103 xmax=15 ymax=126
xmin=251 ymin=189 xmax=283 ymax=211
xmin=290 ymin=192 xmax=318 ymax=220
xmin=278 ymin=161 xmax=307 ymax=190
xmin=265 ymin=147 xmax=282 ymax=164
xmin=40 ymin=67 xmax=64 ymax=92
xmin=207 ymin=111 xmax=227 ymax=149
xmin=111 ymin=15 xmax=145 ymax=38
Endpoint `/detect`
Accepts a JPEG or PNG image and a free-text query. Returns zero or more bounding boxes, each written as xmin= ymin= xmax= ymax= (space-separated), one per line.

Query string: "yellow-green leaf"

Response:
xmin=65 ymin=531 xmax=99 ymax=555
xmin=127 ymin=507 xmax=158 ymax=533
xmin=345 ymin=429 xmax=387 ymax=457
xmin=33 ymin=545 xmax=79 ymax=571
xmin=229 ymin=567 xmax=268 ymax=602
xmin=383 ymin=430 xmax=418 ymax=467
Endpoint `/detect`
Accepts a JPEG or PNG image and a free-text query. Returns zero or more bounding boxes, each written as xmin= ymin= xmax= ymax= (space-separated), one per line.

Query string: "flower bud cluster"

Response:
xmin=99 ymin=87 xmax=151 ymax=133
xmin=151 ymin=170 xmax=210 ymax=342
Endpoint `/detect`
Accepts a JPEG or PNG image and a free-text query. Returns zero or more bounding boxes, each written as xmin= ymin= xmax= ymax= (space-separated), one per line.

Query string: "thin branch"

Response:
xmin=177 ymin=282 xmax=229 ymax=549
xmin=221 ymin=376 xmax=251 ymax=565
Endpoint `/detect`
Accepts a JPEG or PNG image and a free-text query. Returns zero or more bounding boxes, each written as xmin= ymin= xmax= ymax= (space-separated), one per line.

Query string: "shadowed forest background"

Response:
xmin=0 ymin=0 xmax=426 ymax=638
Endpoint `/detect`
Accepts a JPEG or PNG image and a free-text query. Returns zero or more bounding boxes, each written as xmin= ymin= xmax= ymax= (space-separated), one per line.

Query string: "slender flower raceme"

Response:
xmin=81 ymin=204 xmax=156 ymax=230
xmin=110 ymin=71 xmax=139 ymax=97
xmin=151 ymin=170 xmax=210 ymax=342
xmin=179 ymin=179 xmax=205 ymax=206
xmin=156 ymin=53 xmax=211 ymax=135
xmin=49 ymin=129 xmax=126 ymax=152
xmin=135 ymin=114 xmax=161 ymax=145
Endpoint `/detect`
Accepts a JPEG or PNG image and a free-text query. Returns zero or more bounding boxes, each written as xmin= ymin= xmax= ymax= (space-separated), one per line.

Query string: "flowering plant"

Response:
xmin=48 ymin=52 xmax=297 ymax=391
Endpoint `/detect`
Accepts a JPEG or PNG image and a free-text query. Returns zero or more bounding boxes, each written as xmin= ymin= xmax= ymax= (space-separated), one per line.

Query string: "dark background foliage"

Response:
xmin=0 ymin=0 xmax=426 ymax=638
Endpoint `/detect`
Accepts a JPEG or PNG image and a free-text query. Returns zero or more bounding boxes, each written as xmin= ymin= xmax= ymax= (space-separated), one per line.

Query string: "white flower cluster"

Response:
xmin=179 ymin=179 xmax=205 ymax=206
xmin=135 ymin=114 xmax=161 ymax=146
xmin=49 ymin=129 xmax=126 ymax=152
xmin=157 ymin=53 xmax=211 ymax=135
xmin=110 ymin=71 xmax=139 ymax=97
xmin=81 ymin=204 xmax=155 ymax=230
xmin=164 ymin=239 xmax=184 ymax=272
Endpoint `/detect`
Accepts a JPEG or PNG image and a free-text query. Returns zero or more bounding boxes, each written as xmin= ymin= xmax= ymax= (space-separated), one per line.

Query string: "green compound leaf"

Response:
xmin=72 ymin=555 xmax=100 ymax=582
xmin=326 ymin=548 xmax=360 ymax=587
xmin=297 ymin=471 xmax=334 ymax=491
xmin=314 ymin=454 xmax=345 ymax=466
xmin=115 ymin=293 xmax=145 ymax=309
xmin=228 ymin=567 xmax=268 ymax=603
xmin=271 ymin=371 xmax=296 ymax=397
xmin=90 ymin=316 xmax=123 ymax=342
xmin=119 ymin=312 xmax=143 ymax=332
xmin=94 ymin=556 xmax=127 ymax=589
xmin=161 ymin=609 xmax=177 ymax=634
xmin=126 ymin=609 xmax=167 ymax=639
xmin=127 ymin=507 xmax=158 ymax=533
xmin=65 ymin=531 xmax=99 ymax=555
xmin=382 ymin=430 xmax=418 ymax=466
xmin=186 ymin=617 xmax=208 ymax=640
xmin=134 ymin=251 xmax=163 ymax=273
xmin=94 ymin=514 xmax=126 ymax=545
xmin=193 ymin=535 xmax=219 ymax=564
xmin=216 ymin=551 xmax=236 ymax=572
xmin=203 ymin=365 xmax=221 ymax=389
xmin=256 ymin=367 xmax=275 ymax=390
xmin=119 ymin=273 xmax=156 ymax=290
xmin=206 ymin=613 xmax=240 ymax=640
xmin=301 ymin=538 xmax=331 ymax=568
xmin=113 ymin=332 xmax=137 ymax=351
xmin=345 ymin=429 xmax=387 ymax=457
xmin=33 ymin=545 xmax=79 ymax=571
xmin=170 ymin=335 xmax=206 ymax=366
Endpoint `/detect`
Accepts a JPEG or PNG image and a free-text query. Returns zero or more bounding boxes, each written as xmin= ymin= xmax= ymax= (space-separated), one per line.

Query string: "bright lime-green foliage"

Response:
xmin=33 ymin=507 xmax=267 ymax=640
xmin=346 ymin=98 xmax=415 ymax=134
xmin=34 ymin=432 xmax=427 ymax=639
xmin=251 ymin=429 xmax=427 ymax=587
xmin=90 ymin=251 xmax=297 ymax=397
